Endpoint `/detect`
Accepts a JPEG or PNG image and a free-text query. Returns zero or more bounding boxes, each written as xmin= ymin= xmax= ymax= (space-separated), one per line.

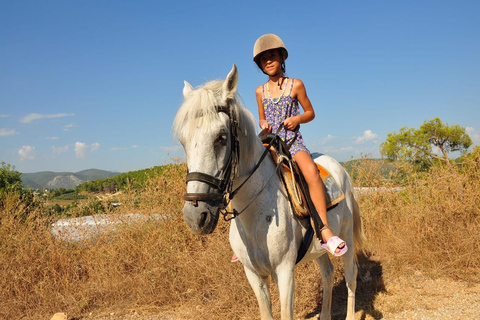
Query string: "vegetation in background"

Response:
xmin=75 ymin=165 xmax=171 ymax=193
xmin=1 ymin=162 xmax=40 ymax=220
xmin=1 ymin=150 xmax=479 ymax=319
xmin=1 ymin=161 xmax=23 ymax=193
xmin=380 ymin=117 xmax=472 ymax=170
xmin=342 ymin=158 xmax=398 ymax=185
xmin=49 ymin=188 xmax=87 ymax=200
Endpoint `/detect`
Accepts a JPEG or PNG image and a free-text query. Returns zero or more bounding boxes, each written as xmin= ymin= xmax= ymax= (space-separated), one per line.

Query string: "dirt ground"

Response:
xmin=359 ymin=274 xmax=480 ymax=320
xmin=79 ymin=274 xmax=480 ymax=320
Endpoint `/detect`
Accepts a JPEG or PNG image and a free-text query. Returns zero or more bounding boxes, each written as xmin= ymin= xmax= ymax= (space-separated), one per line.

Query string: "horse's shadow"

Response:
xmin=306 ymin=251 xmax=386 ymax=320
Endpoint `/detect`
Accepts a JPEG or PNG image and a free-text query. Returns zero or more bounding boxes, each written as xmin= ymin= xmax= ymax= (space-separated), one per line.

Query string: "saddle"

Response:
xmin=260 ymin=133 xmax=345 ymax=220
xmin=260 ymin=132 xmax=345 ymax=264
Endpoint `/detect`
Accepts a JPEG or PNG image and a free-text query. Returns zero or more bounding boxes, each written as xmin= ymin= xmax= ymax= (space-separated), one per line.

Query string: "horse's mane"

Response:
xmin=173 ymin=79 xmax=258 ymax=155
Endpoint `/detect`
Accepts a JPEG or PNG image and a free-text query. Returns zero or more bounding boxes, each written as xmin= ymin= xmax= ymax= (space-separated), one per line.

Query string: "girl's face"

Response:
xmin=259 ymin=49 xmax=283 ymax=76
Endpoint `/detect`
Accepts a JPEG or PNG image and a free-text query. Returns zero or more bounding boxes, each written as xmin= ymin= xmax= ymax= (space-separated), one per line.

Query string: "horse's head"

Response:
xmin=173 ymin=65 xmax=257 ymax=234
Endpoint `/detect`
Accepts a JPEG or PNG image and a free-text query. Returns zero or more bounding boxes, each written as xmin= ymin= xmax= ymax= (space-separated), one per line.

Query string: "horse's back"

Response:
xmin=311 ymin=153 xmax=350 ymax=189
xmin=312 ymin=152 xmax=365 ymax=251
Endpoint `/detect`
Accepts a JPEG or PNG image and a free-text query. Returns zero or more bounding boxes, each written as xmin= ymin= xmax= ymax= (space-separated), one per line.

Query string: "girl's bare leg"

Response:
xmin=293 ymin=151 xmax=345 ymax=253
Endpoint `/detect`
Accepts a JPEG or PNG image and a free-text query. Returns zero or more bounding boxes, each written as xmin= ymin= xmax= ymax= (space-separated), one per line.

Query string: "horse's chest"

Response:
xmin=231 ymin=214 xmax=296 ymax=260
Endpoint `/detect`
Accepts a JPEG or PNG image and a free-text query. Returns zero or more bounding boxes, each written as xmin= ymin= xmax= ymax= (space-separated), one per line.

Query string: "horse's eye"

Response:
xmin=214 ymin=133 xmax=227 ymax=147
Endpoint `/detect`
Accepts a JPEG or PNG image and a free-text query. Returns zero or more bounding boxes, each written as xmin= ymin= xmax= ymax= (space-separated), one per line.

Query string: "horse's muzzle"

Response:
xmin=183 ymin=201 xmax=220 ymax=235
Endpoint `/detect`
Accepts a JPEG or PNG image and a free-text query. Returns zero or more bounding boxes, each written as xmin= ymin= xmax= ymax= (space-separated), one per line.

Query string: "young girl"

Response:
xmin=252 ymin=33 xmax=347 ymax=257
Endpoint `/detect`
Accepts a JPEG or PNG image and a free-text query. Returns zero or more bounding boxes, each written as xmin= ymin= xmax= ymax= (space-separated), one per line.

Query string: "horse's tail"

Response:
xmin=350 ymin=189 xmax=366 ymax=255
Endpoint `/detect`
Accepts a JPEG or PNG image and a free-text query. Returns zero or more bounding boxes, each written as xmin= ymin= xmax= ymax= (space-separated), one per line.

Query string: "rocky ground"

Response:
xmin=76 ymin=275 xmax=479 ymax=320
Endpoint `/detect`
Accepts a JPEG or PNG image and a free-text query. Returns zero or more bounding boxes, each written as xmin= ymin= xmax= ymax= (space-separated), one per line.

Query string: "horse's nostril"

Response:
xmin=199 ymin=211 xmax=208 ymax=228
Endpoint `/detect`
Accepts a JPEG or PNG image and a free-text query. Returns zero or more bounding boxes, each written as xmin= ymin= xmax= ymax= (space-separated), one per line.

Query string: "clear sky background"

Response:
xmin=1 ymin=0 xmax=479 ymax=173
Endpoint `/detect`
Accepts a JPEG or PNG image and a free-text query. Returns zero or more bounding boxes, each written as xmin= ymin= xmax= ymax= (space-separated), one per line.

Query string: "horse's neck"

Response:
xmin=233 ymin=139 xmax=287 ymax=218
xmin=234 ymin=138 xmax=273 ymax=193
xmin=235 ymin=135 xmax=263 ymax=175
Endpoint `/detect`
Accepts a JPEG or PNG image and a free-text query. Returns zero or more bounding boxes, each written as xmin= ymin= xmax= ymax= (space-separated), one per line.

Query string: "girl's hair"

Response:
xmin=254 ymin=48 xmax=287 ymax=75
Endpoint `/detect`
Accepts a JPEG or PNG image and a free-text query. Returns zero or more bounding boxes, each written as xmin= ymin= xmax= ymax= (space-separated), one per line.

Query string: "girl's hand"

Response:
xmin=283 ymin=116 xmax=300 ymax=131
xmin=259 ymin=119 xmax=272 ymax=133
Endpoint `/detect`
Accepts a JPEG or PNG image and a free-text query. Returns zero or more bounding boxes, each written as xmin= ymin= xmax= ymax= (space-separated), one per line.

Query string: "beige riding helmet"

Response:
xmin=253 ymin=34 xmax=289 ymax=62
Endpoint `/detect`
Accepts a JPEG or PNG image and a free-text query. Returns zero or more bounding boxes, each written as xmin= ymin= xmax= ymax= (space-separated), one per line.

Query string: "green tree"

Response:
xmin=0 ymin=162 xmax=38 ymax=218
xmin=0 ymin=162 xmax=23 ymax=192
xmin=380 ymin=117 xmax=473 ymax=168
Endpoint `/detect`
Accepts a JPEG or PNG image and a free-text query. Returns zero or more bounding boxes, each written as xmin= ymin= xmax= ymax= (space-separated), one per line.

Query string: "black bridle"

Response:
xmin=183 ymin=101 xmax=278 ymax=220
xmin=183 ymin=101 xmax=240 ymax=208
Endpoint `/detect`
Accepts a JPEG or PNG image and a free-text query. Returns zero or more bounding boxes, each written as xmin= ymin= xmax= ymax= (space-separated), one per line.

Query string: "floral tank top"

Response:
xmin=262 ymin=78 xmax=310 ymax=156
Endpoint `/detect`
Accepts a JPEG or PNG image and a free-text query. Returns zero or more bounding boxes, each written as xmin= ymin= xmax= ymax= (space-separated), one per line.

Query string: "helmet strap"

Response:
xmin=274 ymin=54 xmax=287 ymax=86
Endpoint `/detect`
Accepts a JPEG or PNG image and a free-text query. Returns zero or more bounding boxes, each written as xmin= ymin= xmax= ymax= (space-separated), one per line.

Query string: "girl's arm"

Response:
xmin=283 ymin=79 xmax=315 ymax=131
xmin=256 ymin=85 xmax=271 ymax=132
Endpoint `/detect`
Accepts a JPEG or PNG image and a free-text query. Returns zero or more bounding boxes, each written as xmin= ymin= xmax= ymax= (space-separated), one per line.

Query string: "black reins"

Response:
xmin=183 ymin=101 xmax=298 ymax=221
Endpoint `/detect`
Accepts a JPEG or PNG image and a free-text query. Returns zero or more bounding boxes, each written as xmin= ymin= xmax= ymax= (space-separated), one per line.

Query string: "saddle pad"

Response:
xmin=268 ymin=147 xmax=344 ymax=218
xmin=316 ymin=163 xmax=345 ymax=208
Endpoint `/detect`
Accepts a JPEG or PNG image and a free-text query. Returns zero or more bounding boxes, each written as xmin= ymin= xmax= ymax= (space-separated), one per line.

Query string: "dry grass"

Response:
xmin=1 ymin=157 xmax=479 ymax=319
xmin=354 ymin=157 xmax=480 ymax=279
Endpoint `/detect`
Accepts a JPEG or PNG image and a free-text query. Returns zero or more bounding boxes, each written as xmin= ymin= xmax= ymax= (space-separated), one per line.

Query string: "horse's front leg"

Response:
xmin=275 ymin=266 xmax=295 ymax=320
xmin=244 ymin=267 xmax=274 ymax=320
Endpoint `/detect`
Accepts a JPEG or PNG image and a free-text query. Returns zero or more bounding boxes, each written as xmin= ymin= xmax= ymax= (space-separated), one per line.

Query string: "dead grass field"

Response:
xmin=1 ymin=157 xmax=479 ymax=320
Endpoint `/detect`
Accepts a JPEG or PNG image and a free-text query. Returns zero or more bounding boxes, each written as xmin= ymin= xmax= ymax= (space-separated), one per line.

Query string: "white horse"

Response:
xmin=173 ymin=65 xmax=365 ymax=320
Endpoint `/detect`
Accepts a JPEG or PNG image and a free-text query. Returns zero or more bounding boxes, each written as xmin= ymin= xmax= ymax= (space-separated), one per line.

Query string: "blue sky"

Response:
xmin=1 ymin=0 xmax=479 ymax=173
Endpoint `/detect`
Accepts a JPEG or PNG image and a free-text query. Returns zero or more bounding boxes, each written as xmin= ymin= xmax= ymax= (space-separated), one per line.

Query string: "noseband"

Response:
xmin=183 ymin=101 xmax=240 ymax=208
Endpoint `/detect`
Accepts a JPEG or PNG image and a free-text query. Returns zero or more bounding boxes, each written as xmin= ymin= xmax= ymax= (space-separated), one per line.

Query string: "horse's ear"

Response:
xmin=183 ymin=81 xmax=194 ymax=98
xmin=223 ymin=64 xmax=238 ymax=101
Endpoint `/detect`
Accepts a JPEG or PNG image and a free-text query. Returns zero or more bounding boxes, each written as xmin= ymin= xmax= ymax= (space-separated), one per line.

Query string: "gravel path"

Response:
xmin=374 ymin=277 xmax=480 ymax=320
xmin=81 ymin=277 xmax=480 ymax=320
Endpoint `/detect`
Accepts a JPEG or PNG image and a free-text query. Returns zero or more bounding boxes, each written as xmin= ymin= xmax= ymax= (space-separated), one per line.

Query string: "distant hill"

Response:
xmin=21 ymin=169 xmax=121 ymax=190
xmin=75 ymin=165 xmax=177 ymax=193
